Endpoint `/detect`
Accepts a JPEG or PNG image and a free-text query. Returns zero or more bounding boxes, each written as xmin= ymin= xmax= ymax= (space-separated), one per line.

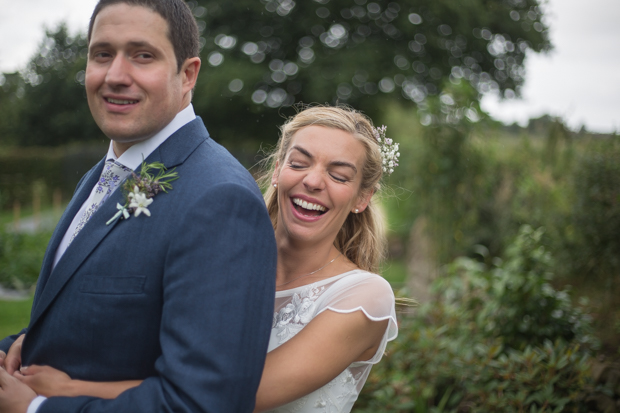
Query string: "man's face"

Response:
xmin=85 ymin=4 xmax=189 ymax=150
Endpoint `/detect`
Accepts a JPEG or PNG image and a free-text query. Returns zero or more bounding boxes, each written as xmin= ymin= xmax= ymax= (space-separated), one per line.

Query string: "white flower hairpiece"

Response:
xmin=372 ymin=125 xmax=400 ymax=175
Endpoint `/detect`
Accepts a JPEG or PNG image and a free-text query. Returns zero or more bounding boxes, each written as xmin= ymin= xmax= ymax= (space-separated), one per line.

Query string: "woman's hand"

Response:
xmin=16 ymin=364 xmax=74 ymax=397
xmin=16 ymin=365 xmax=142 ymax=399
xmin=2 ymin=334 xmax=25 ymax=374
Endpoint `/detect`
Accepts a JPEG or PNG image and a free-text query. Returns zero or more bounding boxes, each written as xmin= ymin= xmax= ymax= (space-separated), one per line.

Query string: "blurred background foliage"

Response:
xmin=0 ymin=24 xmax=102 ymax=147
xmin=0 ymin=0 xmax=551 ymax=148
xmin=356 ymin=227 xmax=597 ymax=412
xmin=190 ymin=0 xmax=549 ymax=149
xmin=1 ymin=0 xmax=619 ymax=411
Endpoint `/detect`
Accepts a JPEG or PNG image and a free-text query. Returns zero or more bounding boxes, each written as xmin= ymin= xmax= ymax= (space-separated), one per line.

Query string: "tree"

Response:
xmin=1 ymin=1 xmax=551 ymax=151
xmin=0 ymin=72 xmax=25 ymax=145
xmin=13 ymin=23 xmax=102 ymax=146
xmin=190 ymin=0 xmax=550 ymax=147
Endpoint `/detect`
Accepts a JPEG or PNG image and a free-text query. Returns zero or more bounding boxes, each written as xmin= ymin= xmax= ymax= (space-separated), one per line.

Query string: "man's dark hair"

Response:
xmin=88 ymin=0 xmax=200 ymax=73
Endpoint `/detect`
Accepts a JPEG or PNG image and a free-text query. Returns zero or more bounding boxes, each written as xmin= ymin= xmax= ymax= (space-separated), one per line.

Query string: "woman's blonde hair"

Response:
xmin=260 ymin=105 xmax=386 ymax=273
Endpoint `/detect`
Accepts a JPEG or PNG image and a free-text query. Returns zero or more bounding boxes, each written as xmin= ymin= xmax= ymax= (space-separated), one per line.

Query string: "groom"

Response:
xmin=0 ymin=0 xmax=276 ymax=412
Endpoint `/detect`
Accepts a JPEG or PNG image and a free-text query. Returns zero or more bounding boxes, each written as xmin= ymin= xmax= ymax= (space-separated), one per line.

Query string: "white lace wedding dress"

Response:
xmin=267 ymin=269 xmax=398 ymax=413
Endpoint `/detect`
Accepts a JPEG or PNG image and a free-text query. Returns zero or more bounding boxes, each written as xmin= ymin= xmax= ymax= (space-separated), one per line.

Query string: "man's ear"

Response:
xmin=181 ymin=57 xmax=201 ymax=95
xmin=352 ymin=189 xmax=374 ymax=213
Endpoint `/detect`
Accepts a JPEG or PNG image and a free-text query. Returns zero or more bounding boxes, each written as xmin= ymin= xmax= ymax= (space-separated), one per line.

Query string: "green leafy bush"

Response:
xmin=439 ymin=226 xmax=596 ymax=352
xmin=355 ymin=226 xmax=595 ymax=412
xmin=357 ymin=325 xmax=591 ymax=413
xmin=0 ymin=229 xmax=50 ymax=290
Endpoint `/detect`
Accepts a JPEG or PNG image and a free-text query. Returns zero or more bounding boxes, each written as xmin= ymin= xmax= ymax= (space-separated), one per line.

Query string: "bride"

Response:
xmin=14 ymin=105 xmax=398 ymax=412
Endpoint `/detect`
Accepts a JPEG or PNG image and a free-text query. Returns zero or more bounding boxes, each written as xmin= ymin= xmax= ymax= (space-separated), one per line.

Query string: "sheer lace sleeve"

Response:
xmin=314 ymin=271 xmax=398 ymax=364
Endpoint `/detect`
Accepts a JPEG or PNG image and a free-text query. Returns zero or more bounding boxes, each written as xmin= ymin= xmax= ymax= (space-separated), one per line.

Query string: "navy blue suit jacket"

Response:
xmin=0 ymin=118 xmax=277 ymax=412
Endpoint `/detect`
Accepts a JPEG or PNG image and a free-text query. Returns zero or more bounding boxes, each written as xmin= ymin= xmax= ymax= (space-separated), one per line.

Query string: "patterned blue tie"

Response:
xmin=69 ymin=159 xmax=133 ymax=244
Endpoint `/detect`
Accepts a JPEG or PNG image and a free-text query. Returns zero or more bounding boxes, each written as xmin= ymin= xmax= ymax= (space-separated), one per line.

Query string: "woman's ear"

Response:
xmin=271 ymin=160 xmax=280 ymax=187
xmin=352 ymin=189 xmax=374 ymax=213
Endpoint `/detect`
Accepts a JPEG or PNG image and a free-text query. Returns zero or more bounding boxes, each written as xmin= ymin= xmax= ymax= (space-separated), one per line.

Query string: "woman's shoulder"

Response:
xmin=316 ymin=269 xmax=398 ymax=347
xmin=328 ymin=269 xmax=394 ymax=297
xmin=316 ymin=269 xmax=396 ymax=314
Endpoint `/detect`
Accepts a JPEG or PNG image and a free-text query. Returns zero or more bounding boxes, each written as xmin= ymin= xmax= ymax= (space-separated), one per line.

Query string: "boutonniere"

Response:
xmin=106 ymin=160 xmax=179 ymax=225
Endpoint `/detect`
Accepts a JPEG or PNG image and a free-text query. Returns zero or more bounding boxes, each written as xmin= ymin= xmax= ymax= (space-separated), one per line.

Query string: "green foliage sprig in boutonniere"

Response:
xmin=106 ymin=161 xmax=179 ymax=225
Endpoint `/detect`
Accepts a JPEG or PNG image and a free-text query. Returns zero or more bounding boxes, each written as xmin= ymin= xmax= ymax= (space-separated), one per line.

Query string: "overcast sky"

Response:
xmin=0 ymin=0 xmax=618 ymax=133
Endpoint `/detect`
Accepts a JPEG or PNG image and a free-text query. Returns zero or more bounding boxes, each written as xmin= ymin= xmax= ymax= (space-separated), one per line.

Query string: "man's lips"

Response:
xmin=105 ymin=97 xmax=139 ymax=105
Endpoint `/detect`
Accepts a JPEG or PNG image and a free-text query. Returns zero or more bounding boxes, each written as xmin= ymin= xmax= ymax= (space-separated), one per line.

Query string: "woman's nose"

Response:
xmin=302 ymin=168 xmax=326 ymax=191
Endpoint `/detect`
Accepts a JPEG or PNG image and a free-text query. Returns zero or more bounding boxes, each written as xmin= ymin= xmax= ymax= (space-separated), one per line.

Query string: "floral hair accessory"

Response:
xmin=373 ymin=125 xmax=400 ymax=175
xmin=106 ymin=160 xmax=179 ymax=225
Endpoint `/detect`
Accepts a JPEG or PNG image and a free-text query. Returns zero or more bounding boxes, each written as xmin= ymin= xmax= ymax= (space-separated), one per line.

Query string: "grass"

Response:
xmin=0 ymin=297 xmax=32 ymax=339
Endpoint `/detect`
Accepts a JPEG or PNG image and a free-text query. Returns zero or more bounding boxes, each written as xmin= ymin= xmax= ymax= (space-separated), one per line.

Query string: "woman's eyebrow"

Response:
xmin=290 ymin=146 xmax=357 ymax=173
xmin=290 ymin=145 xmax=312 ymax=158
xmin=330 ymin=161 xmax=357 ymax=173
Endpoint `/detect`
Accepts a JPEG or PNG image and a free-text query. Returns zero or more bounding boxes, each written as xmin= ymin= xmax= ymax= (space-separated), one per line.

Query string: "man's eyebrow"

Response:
xmin=290 ymin=146 xmax=357 ymax=173
xmin=126 ymin=40 xmax=158 ymax=49
xmin=89 ymin=40 xmax=158 ymax=50
xmin=88 ymin=41 xmax=112 ymax=50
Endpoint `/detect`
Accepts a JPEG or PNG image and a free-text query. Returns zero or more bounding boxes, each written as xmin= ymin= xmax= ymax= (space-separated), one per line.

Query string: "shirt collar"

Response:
xmin=105 ymin=104 xmax=196 ymax=169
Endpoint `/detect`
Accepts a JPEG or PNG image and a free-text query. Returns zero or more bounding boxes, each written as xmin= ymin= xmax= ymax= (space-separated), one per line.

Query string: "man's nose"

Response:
xmin=105 ymin=55 xmax=132 ymax=87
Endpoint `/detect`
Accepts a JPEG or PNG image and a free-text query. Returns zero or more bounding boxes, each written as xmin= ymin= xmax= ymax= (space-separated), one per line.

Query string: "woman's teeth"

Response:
xmin=293 ymin=198 xmax=326 ymax=212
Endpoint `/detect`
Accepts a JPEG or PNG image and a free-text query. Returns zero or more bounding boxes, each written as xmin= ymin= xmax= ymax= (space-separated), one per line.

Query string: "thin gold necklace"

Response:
xmin=276 ymin=253 xmax=342 ymax=288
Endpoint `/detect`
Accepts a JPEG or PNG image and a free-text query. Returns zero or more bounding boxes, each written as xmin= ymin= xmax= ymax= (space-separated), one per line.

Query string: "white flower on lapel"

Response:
xmin=106 ymin=160 xmax=178 ymax=225
xmin=128 ymin=185 xmax=140 ymax=199
xmin=129 ymin=191 xmax=153 ymax=217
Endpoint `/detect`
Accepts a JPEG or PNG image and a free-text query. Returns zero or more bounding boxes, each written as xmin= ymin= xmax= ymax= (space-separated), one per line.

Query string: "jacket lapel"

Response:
xmin=151 ymin=116 xmax=209 ymax=168
xmin=31 ymin=158 xmax=105 ymax=307
xmin=29 ymin=118 xmax=209 ymax=327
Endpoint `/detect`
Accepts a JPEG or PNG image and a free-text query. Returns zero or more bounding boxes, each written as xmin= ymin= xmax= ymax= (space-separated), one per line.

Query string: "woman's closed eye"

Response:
xmin=288 ymin=160 xmax=308 ymax=169
xmin=329 ymin=167 xmax=356 ymax=183
xmin=330 ymin=173 xmax=349 ymax=183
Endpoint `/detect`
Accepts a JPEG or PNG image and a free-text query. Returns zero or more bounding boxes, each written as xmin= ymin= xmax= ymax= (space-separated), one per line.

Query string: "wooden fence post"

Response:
xmin=33 ymin=184 xmax=41 ymax=231
xmin=13 ymin=200 xmax=20 ymax=232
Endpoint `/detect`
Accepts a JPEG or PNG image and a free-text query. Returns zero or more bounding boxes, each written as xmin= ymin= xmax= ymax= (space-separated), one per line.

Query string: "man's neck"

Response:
xmin=107 ymin=104 xmax=196 ymax=168
xmin=111 ymin=102 xmax=194 ymax=158
xmin=112 ymin=140 xmax=135 ymax=158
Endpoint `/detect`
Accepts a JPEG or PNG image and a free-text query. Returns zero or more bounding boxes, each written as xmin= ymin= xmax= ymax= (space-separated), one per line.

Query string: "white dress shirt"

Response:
xmin=28 ymin=104 xmax=196 ymax=413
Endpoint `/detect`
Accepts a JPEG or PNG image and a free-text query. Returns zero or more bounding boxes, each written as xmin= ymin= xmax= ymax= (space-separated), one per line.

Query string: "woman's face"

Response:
xmin=273 ymin=125 xmax=370 ymax=247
